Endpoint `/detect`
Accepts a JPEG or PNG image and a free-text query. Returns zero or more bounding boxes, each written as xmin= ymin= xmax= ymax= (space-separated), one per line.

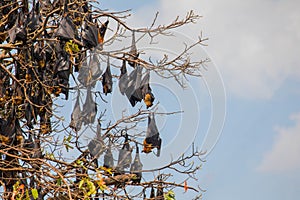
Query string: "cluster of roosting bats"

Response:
xmin=0 ymin=0 xmax=163 ymax=189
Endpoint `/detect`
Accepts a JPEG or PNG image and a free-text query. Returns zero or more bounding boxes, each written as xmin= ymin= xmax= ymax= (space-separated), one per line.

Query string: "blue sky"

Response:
xmin=102 ymin=0 xmax=300 ymax=200
xmin=101 ymin=0 xmax=300 ymax=199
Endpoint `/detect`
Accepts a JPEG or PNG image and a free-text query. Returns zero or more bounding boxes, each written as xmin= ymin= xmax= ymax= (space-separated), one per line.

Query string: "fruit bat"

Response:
xmin=115 ymin=132 xmax=132 ymax=175
xmin=125 ymin=65 xmax=143 ymax=107
xmin=54 ymin=49 xmax=71 ymax=99
xmin=140 ymin=70 xmax=155 ymax=108
xmin=98 ymin=20 xmax=109 ymax=46
xmin=55 ymin=1 xmax=77 ymax=40
xmin=102 ymin=56 xmax=113 ymax=95
xmin=82 ymin=16 xmax=99 ymax=48
xmin=8 ymin=12 xmax=27 ymax=43
xmin=130 ymin=144 xmax=143 ymax=184
xmin=128 ymin=31 xmax=139 ymax=67
xmin=156 ymin=175 xmax=164 ymax=199
xmin=82 ymin=87 xmax=97 ymax=125
xmin=103 ymin=139 xmax=114 ymax=170
xmin=88 ymin=123 xmax=105 ymax=160
xmin=0 ymin=109 xmax=21 ymax=145
xmin=39 ymin=108 xmax=52 ymax=135
xmin=69 ymin=93 xmax=83 ymax=132
xmin=26 ymin=0 xmax=41 ymax=33
xmin=142 ymin=113 xmax=162 ymax=157
xmin=78 ymin=53 xmax=102 ymax=88
xmin=118 ymin=57 xmax=128 ymax=95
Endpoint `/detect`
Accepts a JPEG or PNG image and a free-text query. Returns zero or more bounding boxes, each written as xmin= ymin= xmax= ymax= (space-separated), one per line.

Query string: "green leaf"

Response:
xmin=164 ymin=190 xmax=176 ymax=200
xmin=31 ymin=188 xmax=39 ymax=200
xmin=57 ymin=178 xmax=62 ymax=186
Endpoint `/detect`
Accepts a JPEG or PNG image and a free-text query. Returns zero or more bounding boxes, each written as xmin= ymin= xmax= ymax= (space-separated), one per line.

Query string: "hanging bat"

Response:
xmin=82 ymin=87 xmax=97 ymax=125
xmin=142 ymin=113 xmax=162 ymax=157
xmin=102 ymin=56 xmax=113 ymax=95
xmin=82 ymin=14 xmax=99 ymax=48
xmin=69 ymin=93 xmax=83 ymax=132
xmin=88 ymin=123 xmax=106 ymax=160
xmin=78 ymin=53 xmax=102 ymax=88
xmin=103 ymin=139 xmax=114 ymax=172
xmin=130 ymin=143 xmax=143 ymax=184
xmin=118 ymin=57 xmax=128 ymax=95
xmin=140 ymin=70 xmax=155 ymax=108
xmin=55 ymin=1 xmax=77 ymax=41
xmin=115 ymin=131 xmax=132 ymax=175
xmin=156 ymin=175 xmax=164 ymax=199
xmin=26 ymin=0 xmax=41 ymax=33
xmin=98 ymin=20 xmax=109 ymax=45
xmin=128 ymin=31 xmax=139 ymax=67
xmin=125 ymin=65 xmax=143 ymax=106
xmin=8 ymin=12 xmax=27 ymax=43
xmin=55 ymin=50 xmax=71 ymax=99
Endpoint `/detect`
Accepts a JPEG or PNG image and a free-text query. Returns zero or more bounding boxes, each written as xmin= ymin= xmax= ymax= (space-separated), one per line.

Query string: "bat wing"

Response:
xmin=125 ymin=66 xmax=143 ymax=106
xmin=55 ymin=16 xmax=76 ymax=40
xmin=82 ymin=19 xmax=99 ymax=48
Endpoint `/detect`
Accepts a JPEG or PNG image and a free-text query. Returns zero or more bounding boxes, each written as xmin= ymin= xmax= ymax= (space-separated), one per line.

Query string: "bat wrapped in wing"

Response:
xmin=130 ymin=143 xmax=143 ymax=184
xmin=118 ymin=56 xmax=128 ymax=95
xmin=82 ymin=13 xmax=99 ymax=48
xmin=125 ymin=65 xmax=143 ymax=106
xmin=8 ymin=12 xmax=27 ymax=43
xmin=102 ymin=56 xmax=113 ymax=95
xmin=69 ymin=93 xmax=83 ymax=132
xmin=140 ymin=70 xmax=155 ymax=108
xmin=82 ymin=87 xmax=97 ymax=125
xmin=88 ymin=123 xmax=106 ymax=167
xmin=103 ymin=139 xmax=114 ymax=174
xmin=115 ymin=131 xmax=132 ymax=175
xmin=78 ymin=53 xmax=102 ymax=88
xmin=55 ymin=1 xmax=77 ymax=40
xmin=128 ymin=31 xmax=139 ymax=67
xmin=142 ymin=113 xmax=162 ymax=157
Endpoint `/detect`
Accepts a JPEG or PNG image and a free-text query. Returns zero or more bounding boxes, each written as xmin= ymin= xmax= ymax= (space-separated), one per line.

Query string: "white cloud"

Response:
xmin=127 ymin=0 xmax=300 ymax=99
xmin=257 ymin=113 xmax=300 ymax=173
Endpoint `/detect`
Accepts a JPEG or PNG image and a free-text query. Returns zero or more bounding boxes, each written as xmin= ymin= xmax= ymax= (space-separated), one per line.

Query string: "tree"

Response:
xmin=0 ymin=0 xmax=208 ymax=199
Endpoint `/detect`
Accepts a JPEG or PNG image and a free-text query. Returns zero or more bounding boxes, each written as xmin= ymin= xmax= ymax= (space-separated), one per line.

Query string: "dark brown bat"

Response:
xmin=69 ymin=93 xmax=83 ymax=132
xmin=140 ymin=70 xmax=155 ymax=108
xmin=130 ymin=143 xmax=143 ymax=184
xmin=78 ymin=54 xmax=102 ymax=88
xmin=82 ymin=14 xmax=99 ymax=48
xmin=26 ymin=0 xmax=41 ymax=33
xmin=156 ymin=175 xmax=164 ymax=199
xmin=142 ymin=113 xmax=162 ymax=157
xmin=125 ymin=65 xmax=143 ymax=106
xmin=102 ymin=56 xmax=113 ymax=95
xmin=8 ymin=12 xmax=27 ymax=43
xmin=98 ymin=20 xmax=109 ymax=45
xmin=88 ymin=123 xmax=105 ymax=159
xmin=54 ymin=49 xmax=71 ymax=100
xmin=82 ymin=87 xmax=97 ymax=125
xmin=118 ymin=57 xmax=128 ymax=95
xmin=128 ymin=31 xmax=139 ymax=67
xmin=115 ymin=131 xmax=132 ymax=175
xmin=55 ymin=1 xmax=77 ymax=40
xmin=103 ymin=139 xmax=114 ymax=171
